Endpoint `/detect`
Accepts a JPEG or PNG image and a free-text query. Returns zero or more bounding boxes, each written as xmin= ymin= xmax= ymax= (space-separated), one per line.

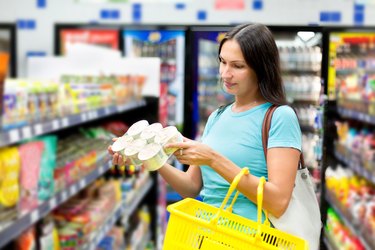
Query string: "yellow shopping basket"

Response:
xmin=163 ymin=168 xmax=308 ymax=250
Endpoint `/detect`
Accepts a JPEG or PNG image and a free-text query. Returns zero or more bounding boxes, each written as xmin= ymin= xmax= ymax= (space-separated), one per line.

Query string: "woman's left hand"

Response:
xmin=165 ymin=137 xmax=215 ymax=166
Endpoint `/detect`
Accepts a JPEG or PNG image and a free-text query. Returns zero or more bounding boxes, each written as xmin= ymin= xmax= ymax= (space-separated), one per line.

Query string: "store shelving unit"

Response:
xmin=85 ymin=178 xmax=153 ymax=250
xmin=0 ymin=159 xmax=112 ymax=248
xmin=0 ymin=97 xmax=159 ymax=249
xmin=271 ymin=26 xmax=325 ymax=198
xmin=321 ymin=27 xmax=375 ymax=250
xmin=0 ymin=100 xmax=145 ymax=147
xmin=325 ymin=191 xmax=373 ymax=249
xmin=323 ymin=229 xmax=340 ymax=250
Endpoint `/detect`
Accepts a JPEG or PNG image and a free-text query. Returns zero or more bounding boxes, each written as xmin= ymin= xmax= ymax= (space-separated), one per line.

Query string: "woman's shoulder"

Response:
xmin=273 ymin=105 xmax=298 ymax=122
xmin=274 ymin=105 xmax=296 ymax=116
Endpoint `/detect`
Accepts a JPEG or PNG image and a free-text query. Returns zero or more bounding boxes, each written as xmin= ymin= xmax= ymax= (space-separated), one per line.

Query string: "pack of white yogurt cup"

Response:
xmin=111 ymin=120 xmax=183 ymax=171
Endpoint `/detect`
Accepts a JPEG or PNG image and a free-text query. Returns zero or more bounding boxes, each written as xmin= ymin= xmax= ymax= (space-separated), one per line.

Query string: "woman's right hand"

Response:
xmin=108 ymin=138 xmax=125 ymax=166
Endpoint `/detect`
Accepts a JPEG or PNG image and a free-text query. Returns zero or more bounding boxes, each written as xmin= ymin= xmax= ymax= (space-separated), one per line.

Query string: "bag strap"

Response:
xmin=262 ymin=105 xmax=305 ymax=169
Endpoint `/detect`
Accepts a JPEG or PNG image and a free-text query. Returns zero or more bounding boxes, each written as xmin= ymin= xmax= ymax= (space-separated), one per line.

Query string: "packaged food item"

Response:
xmin=0 ymin=52 xmax=9 ymax=130
xmin=140 ymin=122 xmax=163 ymax=143
xmin=19 ymin=141 xmax=44 ymax=211
xmin=138 ymin=143 xmax=168 ymax=171
xmin=0 ymin=147 xmax=21 ymax=208
xmin=111 ymin=135 xmax=134 ymax=157
xmin=38 ymin=216 xmax=56 ymax=250
xmin=126 ymin=120 xmax=149 ymax=138
xmin=37 ymin=136 xmax=58 ymax=201
xmin=110 ymin=120 xmax=184 ymax=171
xmin=15 ymin=226 xmax=37 ymax=250
xmin=124 ymin=139 xmax=147 ymax=166
xmin=154 ymin=126 xmax=183 ymax=155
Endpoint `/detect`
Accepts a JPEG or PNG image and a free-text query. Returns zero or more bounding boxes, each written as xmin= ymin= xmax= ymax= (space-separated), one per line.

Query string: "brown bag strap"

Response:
xmin=262 ymin=105 xmax=305 ymax=169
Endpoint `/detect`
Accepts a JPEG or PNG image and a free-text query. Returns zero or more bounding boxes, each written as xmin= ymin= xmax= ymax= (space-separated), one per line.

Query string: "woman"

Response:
xmin=109 ymin=23 xmax=301 ymax=223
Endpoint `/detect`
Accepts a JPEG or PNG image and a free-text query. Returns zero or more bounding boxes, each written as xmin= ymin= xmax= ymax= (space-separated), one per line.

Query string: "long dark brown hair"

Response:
xmin=218 ymin=23 xmax=287 ymax=106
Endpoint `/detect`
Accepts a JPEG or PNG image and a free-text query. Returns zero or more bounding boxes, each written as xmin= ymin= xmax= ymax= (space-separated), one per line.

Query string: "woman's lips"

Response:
xmin=224 ymin=82 xmax=236 ymax=88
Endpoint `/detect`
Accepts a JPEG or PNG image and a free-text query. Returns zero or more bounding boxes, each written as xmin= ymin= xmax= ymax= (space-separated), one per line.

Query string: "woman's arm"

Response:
xmin=169 ymin=139 xmax=299 ymax=218
xmin=207 ymin=147 xmax=298 ymax=218
xmin=158 ymin=163 xmax=202 ymax=199
xmin=108 ymin=138 xmax=203 ymax=199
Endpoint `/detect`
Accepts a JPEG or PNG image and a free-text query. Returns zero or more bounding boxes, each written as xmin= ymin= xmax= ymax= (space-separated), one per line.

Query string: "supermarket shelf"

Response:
xmin=323 ymin=229 xmax=340 ymax=250
xmin=136 ymin=231 xmax=152 ymax=250
xmin=281 ymin=68 xmax=321 ymax=74
xmin=85 ymin=178 xmax=153 ymax=250
xmin=338 ymin=107 xmax=375 ymax=125
xmin=334 ymin=150 xmax=375 ymax=184
xmin=0 ymin=159 xmax=113 ymax=248
xmin=325 ymin=191 xmax=373 ymax=250
xmin=300 ymin=124 xmax=320 ymax=133
xmin=0 ymin=100 xmax=146 ymax=147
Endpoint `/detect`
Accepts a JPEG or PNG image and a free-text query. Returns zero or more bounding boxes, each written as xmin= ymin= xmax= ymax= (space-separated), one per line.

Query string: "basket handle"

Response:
xmin=256 ymin=177 xmax=270 ymax=237
xmin=210 ymin=168 xmax=249 ymax=224
xmin=220 ymin=168 xmax=249 ymax=211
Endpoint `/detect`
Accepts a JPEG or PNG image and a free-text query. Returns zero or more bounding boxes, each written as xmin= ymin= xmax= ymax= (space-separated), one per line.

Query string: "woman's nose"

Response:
xmin=220 ymin=65 xmax=232 ymax=78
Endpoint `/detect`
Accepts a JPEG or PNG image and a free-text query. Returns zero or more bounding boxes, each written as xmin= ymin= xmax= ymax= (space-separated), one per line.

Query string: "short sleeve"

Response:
xmin=268 ymin=105 xmax=302 ymax=151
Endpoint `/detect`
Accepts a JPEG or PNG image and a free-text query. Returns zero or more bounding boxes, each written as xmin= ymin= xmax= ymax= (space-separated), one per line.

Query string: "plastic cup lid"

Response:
xmin=124 ymin=138 xmax=147 ymax=156
xmin=140 ymin=123 xmax=163 ymax=140
xmin=131 ymin=138 xmax=147 ymax=148
xmin=154 ymin=126 xmax=179 ymax=144
xmin=124 ymin=146 xmax=141 ymax=156
xmin=127 ymin=120 xmax=149 ymax=136
xmin=111 ymin=135 xmax=134 ymax=152
xmin=138 ymin=143 xmax=162 ymax=160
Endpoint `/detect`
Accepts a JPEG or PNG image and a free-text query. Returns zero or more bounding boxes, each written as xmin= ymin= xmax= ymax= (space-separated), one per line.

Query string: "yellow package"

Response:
xmin=0 ymin=147 xmax=21 ymax=207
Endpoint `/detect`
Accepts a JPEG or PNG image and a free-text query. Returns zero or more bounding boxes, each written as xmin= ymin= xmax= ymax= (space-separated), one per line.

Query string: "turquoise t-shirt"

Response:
xmin=200 ymin=102 xmax=302 ymax=222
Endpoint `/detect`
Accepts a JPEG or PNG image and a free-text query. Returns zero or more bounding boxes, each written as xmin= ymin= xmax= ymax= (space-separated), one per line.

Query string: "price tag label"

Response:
xmin=49 ymin=198 xmax=57 ymax=208
xmin=30 ymin=210 xmax=39 ymax=224
xmin=81 ymin=113 xmax=87 ymax=122
xmin=91 ymin=110 xmax=98 ymax=119
xmin=99 ymin=166 xmax=105 ymax=174
xmin=22 ymin=126 xmax=32 ymax=139
xmin=79 ymin=179 xmax=86 ymax=189
xmin=61 ymin=191 xmax=68 ymax=201
xmin=34 ymin=124 xmax=43 ymax=135
xmin=9 ymin=129 xmax=20 ymax=143
xmin=70 ymin=185 xmax=77 ymax=195
xmin=62 ymin=117 xmax=69 ymax=127
xmin=52 ymin=120 xmax=60 ymax=130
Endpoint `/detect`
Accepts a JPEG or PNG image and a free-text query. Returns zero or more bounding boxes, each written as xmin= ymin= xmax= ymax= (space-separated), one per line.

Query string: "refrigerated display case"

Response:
xmin=189 ymin=26 xmax=232 ymax=140
xmin=0 ymin=24 xmax=16 ymax=78
xmin=0 ymin=23 xmax=17 ymax=131
xmin=322 ymin=27 xmax=375 ymax=250
xmin=122 ymin=27 xmax=187 ymax=131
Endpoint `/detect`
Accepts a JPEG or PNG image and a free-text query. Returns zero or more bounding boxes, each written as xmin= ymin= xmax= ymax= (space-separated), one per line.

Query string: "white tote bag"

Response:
xmin=263 ymin=105 xmax=322 ymax=250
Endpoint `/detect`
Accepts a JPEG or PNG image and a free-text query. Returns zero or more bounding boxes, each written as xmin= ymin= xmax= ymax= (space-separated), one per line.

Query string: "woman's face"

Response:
xmin=219 ymin=39 xmax=258 ymax=97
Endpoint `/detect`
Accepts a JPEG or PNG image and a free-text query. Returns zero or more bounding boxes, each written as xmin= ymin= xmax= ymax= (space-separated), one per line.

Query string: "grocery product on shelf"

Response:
xmin=1 ymin=74 xmax=147 ymax=131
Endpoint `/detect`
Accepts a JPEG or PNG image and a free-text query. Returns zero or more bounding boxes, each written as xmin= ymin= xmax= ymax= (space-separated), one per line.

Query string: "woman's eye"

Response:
xmin=234 ymin=64 xmax=244 ymax=69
